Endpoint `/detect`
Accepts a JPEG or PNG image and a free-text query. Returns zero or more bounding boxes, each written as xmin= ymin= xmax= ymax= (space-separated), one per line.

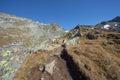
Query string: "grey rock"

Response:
xmin=86 ymin=32 xmax=97 ymax=40
xmin=40 ymin=78 xmax=44 ymax=80
xmin=0 ymin=12 xmax=65 ymax=80
xmin=39 ymin=64 xmax=45 ymax=72
xmin=45 ymin=60 xmax=56 ymax=75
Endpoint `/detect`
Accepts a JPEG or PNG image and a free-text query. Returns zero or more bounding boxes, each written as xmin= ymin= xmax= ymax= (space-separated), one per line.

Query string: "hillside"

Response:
xmin=14 ymin=25 xmax=120 ymax=80
xmin=0 ymin=13 xmax=120 ymax=80
xmin=0 ymin=12 xmax=65 ymax=80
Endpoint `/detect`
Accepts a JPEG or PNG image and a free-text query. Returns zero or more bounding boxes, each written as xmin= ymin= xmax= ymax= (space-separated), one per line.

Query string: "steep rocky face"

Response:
xmin=0 ymin=12 xmax=65 ymax=80
xmin=95 ymin=16 xmax=120 ymax=32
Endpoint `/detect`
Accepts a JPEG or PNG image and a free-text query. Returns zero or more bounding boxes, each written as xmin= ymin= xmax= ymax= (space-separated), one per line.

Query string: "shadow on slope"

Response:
xmin=60 ymin=48 xmax=89 ymax=80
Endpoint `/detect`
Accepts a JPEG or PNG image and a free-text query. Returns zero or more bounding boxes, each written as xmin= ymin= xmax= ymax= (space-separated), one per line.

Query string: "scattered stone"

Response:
xmin=84 ymin=64 xmax=91 ymax=71
xmin=40 ymin=77 xmax=44 ymax=80
xmin=86 ymin=32 xmax=97 ymax=40
xmin=13 ymin=47 xmax=19 ymax=53
xmin=15 ymin=56 xmax=20 ymax=62
xmin=39 ymin=64 xmax=45 ymax=72
xmin=45 ymin=60 xmax=56 ymax=75
xmin=69 ymin=29 xmax=81 ymax=39
xmin=66 ymin=37 xmax=79 ymax=45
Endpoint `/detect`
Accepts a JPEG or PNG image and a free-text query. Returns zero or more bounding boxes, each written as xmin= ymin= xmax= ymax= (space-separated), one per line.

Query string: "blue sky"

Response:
xmin=0 ymin=0 xmax=120 ymax=30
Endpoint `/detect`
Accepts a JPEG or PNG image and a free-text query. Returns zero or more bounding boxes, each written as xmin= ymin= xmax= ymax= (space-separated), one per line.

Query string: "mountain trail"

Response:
xmin=27 ymin=44 xmax=89 ymax=80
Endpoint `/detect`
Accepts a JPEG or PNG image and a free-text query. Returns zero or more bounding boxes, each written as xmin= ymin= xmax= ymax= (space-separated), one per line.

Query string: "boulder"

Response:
xmin=86 ymin=32 xmax=97 ymax=40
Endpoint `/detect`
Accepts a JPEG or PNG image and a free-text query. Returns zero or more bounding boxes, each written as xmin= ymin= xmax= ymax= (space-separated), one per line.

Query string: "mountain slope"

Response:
xmin=95 ymin=16 xmax=120 ymax=32
xmin=14 ymin=26 xmax=120 ymax=80
xmin=0 ymin=12 xmax=65 ymax=80
xmin=1 ymin=12 xmax=120 ymax=80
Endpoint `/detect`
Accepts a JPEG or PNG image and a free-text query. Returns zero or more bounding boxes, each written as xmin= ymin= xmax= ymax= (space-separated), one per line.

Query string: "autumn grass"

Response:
xmin=13 ymin=29 xmax=120 ymax=80
xmin=66 ymin=33 xmax=120 ymax=80
xmin=13 ymin=50 xmax=53 ymax=80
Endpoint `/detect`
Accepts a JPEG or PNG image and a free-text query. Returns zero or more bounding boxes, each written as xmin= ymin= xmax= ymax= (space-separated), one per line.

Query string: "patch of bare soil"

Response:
xmin=28 ymin=55 xmax=73 ymax=80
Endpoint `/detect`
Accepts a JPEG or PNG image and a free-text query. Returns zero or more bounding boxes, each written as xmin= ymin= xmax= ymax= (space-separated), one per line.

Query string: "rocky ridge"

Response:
xmin=95 ymin=16 xmax=120 ymax=32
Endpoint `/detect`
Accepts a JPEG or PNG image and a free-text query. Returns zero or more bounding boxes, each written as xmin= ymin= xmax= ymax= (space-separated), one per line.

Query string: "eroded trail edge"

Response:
xmin=60 ymin=48 xmax=89 ymax=80
xmin=26 ymin=46 xmax=90 ymax=80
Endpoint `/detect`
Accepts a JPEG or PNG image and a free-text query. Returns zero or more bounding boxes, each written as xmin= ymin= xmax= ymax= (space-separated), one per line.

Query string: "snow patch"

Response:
xmin=115 ymin=24 xmax=118 ymax=26
xmin=65 ymin=30 xmax=69 ymax=33
xmin=103 ymin=24 xmax=110 ymax=29
xmin=91 ymin=27 xmax=94 ymax=29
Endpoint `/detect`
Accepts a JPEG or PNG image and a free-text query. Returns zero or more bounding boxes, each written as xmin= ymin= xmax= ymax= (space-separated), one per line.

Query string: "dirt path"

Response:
xmin=27 ymin=45 xmax=89 ymax=80
xmin=60 ymin=48 xmax=89 ymax=80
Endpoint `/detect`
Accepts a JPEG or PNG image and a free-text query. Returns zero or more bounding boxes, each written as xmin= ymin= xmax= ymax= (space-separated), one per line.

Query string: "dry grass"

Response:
xmin=13 ymin=49 xmax=54 ymax=80
xmin=0 ymin=33 xmax=13 ymax=46
xmin=0 ymin=28 xmax=26 ymax=46
xmin=66 ymin=33 xmax=120 ymax=80
xmin=0 ymin=28 xmax=40 ymax=47
xmin=13 ymin=46 xmax=62 ymax=80
xmin=13 ymin=29 xmax=120 ymax=80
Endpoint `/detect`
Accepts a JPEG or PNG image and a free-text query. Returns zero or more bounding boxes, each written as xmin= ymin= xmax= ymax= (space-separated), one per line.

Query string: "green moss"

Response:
xmin=1 ymin=73 xmax=9 ymax=78
xmin=6 ymin=67 xmax=12 ymax=71
xmin=2 ymin=50 xmax=11 ymax=57
xmin=4 ymin=62 xmax=8 ymax=67
xmin=0 ymin=60 xmax=12 ymax=79
xmin=0 ymin=60 xmax=8 ymax=67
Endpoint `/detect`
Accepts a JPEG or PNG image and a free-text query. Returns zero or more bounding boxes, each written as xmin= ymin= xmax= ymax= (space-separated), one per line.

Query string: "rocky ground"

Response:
xmin=0 ymin=12 xmax=65 ymax=80
xmin=13 ymin=26 xmax=120 ymax=80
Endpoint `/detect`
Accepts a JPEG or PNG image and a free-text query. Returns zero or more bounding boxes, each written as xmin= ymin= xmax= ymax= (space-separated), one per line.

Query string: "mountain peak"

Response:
xmin=95 ymin=16 xmax=120 ymax=32
xmin=109 ymin=16 xmax=120 ymax=22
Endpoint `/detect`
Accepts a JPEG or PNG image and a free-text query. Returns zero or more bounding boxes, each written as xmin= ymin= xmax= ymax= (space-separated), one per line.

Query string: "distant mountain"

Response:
xmin=95 ymin=16 xmax=120 ymax=32
xmin=109 ymin=16 xmax=120 ymax=22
